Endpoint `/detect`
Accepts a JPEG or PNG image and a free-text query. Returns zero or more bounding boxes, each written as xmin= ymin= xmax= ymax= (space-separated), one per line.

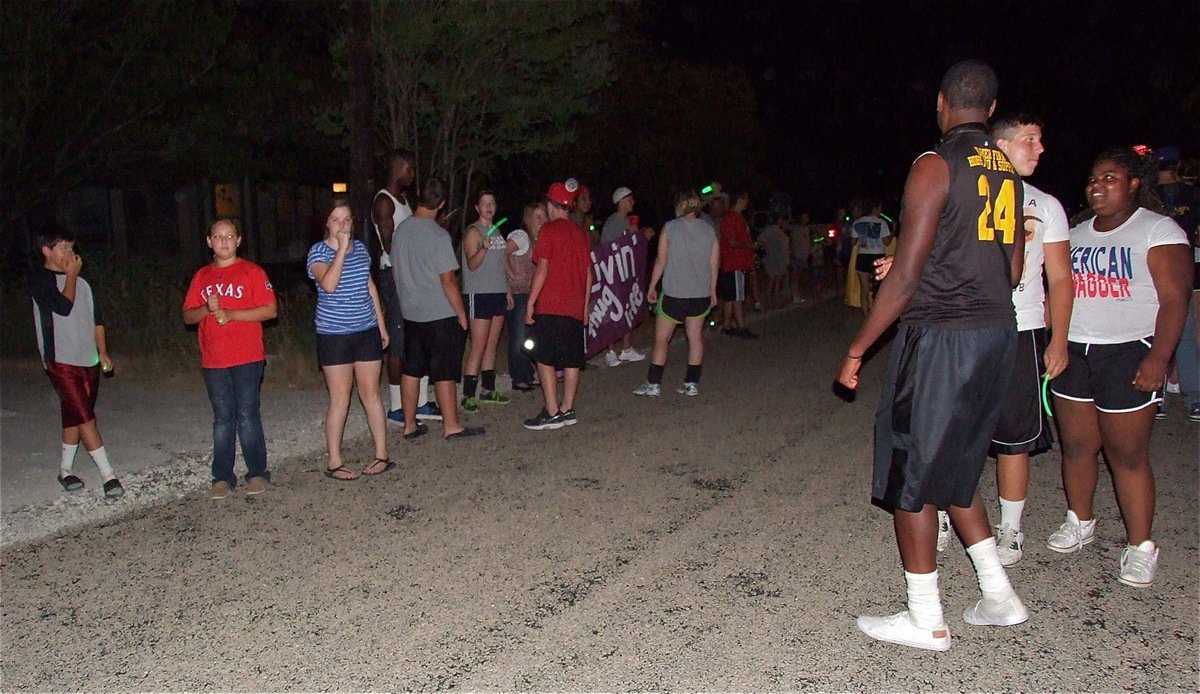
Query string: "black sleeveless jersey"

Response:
xmin=902 ymin=123 xmax=1022 ymax=329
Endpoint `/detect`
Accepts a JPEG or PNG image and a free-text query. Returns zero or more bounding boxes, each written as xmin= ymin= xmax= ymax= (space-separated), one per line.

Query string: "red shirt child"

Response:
xmin=720 ymin=211 xmax=756 ymax=272
xmin=531 ymin=217 xmax=592 ymax=321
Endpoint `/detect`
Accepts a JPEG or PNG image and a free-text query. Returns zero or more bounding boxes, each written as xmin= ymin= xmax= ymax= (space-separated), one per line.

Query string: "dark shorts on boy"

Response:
xmin=657 ymin=295 xmax=712 ymax=324
xmin=316 ymin=327 xmax=383 ymax=367
xmin=873 ymin=322 xmax=1016 ymax=512
xmin=45 ymin=361 xmax=100 ymax=428
xmin=990 ymin=328 xmax=1055 ymax=456
xmin=1051 ymin=338 xmax=1161 ymax=413
xmin=374 ymin=269 xmax=405 ymax=359
xmin=525 ymin=314 xmax=584 ymax=369
xmin=855 ymin=252 xmax=884 ymax=274
xmin=716 ymin=271 xmax=746 ymax=302
xmin=465 ymin=292 xmax=507 ymax=320
xmin=403 ymin=317 xmax=466 ymax=382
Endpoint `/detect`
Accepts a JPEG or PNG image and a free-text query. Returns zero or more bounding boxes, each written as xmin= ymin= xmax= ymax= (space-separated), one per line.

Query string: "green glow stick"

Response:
xmin=485 ymin=217 xmax=508 ymax=237
xmin=1041 ymin=373 xmax=1052 ymax=417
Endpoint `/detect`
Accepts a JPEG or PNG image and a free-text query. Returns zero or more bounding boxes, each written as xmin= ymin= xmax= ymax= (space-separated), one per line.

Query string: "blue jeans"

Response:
xmin=506 ymin=293 xmax=535 ymax=386
xmin=202 ymin=360 xmax=268 ymax=487
xmin=1177 ymin=293 xmax=1199 ymax=408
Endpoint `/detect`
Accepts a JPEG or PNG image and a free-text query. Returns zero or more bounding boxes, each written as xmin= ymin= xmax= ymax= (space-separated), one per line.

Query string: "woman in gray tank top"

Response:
xmin=632 ymin=189 xmax=720 ymax=398
xmin=460 ymin=190 xmax=514 ymax=411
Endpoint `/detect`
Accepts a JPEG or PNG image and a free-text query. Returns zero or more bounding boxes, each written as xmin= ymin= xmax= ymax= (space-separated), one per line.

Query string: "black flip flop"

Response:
xmin=402 ymin=423 xmax=428 ymax=441
xmin=57 ymin=474 xmax=85 ymax=492
xmin=445 ymin=426 xmax=485 ymax=440
xmin=324 ymin=465 xmax=358 ymax=481
xmin=102 ymin=478 xmax=124 ymax=499
xmin=362 ymin=458 xmax=395 ymax=476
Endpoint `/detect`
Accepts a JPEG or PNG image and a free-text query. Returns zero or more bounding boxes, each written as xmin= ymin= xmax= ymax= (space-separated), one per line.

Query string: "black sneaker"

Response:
xmin=524 ymin=408 xmax=565 ymax=431
xmin=737 ymin=328 xmax=760 ymax=339
xmin=559 ymin=409 xmax=578 ymax=426
xmin=1155 ymin=402 xmax=1166 ymax=420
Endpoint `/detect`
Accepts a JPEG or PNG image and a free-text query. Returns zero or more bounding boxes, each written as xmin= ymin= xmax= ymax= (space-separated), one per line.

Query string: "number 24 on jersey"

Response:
xmin=977 ymin=176 xmax=1016 ymax=244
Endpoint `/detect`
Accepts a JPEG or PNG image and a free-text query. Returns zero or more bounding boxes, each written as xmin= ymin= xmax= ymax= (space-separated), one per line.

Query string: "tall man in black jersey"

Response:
xmin=836 ymin=61 xmax=1028 ymax=652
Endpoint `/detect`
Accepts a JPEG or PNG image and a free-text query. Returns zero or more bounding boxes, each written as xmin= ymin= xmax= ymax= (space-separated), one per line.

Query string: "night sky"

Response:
xmin=646 ymin=0 xmax=1198 ymax=217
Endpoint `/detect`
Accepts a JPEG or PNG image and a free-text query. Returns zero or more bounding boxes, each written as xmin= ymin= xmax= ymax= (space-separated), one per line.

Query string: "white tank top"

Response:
xmin=373 ymin=188 xmax=412 ymax=269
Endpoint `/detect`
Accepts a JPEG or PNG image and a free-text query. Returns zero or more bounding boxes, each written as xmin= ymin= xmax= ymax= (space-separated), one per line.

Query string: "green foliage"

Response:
xmin=317 ymin=0 xmax=617 ymax=226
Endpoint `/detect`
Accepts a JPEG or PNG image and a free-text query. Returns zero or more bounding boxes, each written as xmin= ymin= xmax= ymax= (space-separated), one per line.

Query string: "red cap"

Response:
xmin=546 ymin=182 xmax=576 ymax=208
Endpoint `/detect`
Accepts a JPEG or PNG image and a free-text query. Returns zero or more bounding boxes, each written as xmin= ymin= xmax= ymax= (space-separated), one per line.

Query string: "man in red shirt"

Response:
xmin=718 ymin=190 xmax=758 ymax=338
xmin=523 ymin=181 xmax=593 ymax=430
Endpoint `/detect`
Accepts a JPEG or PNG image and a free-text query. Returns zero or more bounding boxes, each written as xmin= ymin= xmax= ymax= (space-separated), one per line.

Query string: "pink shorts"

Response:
xmin=45 ymin=362 xmax=100 ymax=428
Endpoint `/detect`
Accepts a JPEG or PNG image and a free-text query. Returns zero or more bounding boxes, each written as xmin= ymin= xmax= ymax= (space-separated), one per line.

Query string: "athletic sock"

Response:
xmin=60 ymin=443 xmax=79 ymax=476
xmin=965 ymin=537 xmax=1017 ymax=601
xmin=903 ymin=570 xmax=945 ymax=628
xmin=999 ymin=497 xmax=1026 ymax=531
xmin=463 ymin=374 xmax=479 ymax=398
xmin=389 ymin=385 xmax=403 ymax=412
xmin=685 ymin=364 xmax=702 ymax=384
xmin=481 ymin=369 xmax=496 ymax=392
xmin=88 ymin=446 xmax=115 ymax=481
xmin=418 ymin=376 xmax=430 ymax=407
xmin=647 ymin=363 xmax=665 ymax=385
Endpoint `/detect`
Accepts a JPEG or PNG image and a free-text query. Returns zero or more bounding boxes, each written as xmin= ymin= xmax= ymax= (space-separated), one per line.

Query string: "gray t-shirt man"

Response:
xmin=390 ymin=216 xmax=459 ymax=322
xmin=600 ymin=212 xmax=629 ymax=245
xmin=662 ymin=217 xmax=718 ymax=299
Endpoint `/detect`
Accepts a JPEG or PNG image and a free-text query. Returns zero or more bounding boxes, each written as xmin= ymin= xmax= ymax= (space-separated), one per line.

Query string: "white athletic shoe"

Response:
xmin=618 ymin=348 xmax=646 ymax=362
xmin=1165 ymin=380 xmax=1181 ymax=394
xmin=994 ymin=523 xmax=1025 ymax=566
xmin=856 ymin=611 xmax=951 ymax=652
xmin=936 ymin=510 xmax=952 ymax=553
xmin=604 ymin=350 xmax=621 ymax=367
xmin=962 ymin=594 xmax=1029 ymax=626
xmin=1118 ymin=540 xmax=1159 ymax=588
xmin=632 ymin=382 xmax=661 ymax=397
xmin=1047 ymin=510 xmax=1096 ymax=554
xmin=676 ymin=382 xmax=700 ymax=397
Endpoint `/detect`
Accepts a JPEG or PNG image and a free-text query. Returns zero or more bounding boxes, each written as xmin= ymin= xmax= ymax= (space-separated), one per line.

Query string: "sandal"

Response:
xmin=445 ymin=426 xmax=485 ymax=440
xmin=57 ymin=474 xmax=85 ymax=492
xmin=324 ymin=465 xmax=359 ymax=481
xmin=102 ymin=478 xmax=124 ymax=499
xmin=402 ymin=422 xmax=428 ymax=441
xmin=511 ymin=382 xmax=535 ymax=392
xmin=362 ymin=457 xmax=395 ymax=476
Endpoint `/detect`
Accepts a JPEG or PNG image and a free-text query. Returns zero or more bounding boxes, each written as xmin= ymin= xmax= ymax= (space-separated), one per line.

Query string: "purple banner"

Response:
xmin=585 ymin=233 xmax=649 ymax=358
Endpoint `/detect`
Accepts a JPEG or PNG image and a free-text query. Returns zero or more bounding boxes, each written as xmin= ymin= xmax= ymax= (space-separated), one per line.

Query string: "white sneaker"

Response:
xmin=618 ymin=348 xmax=646 ymax=362
xmin=1046 ymin=510 xmax=1096 ymax=554
xmin=676 ymin=382 xmax=700 ymax=396
xmin=962 ymin=594 xmax=1029 ymax=626
xmin=856 ymin=611 xmax=951 ymax=652
xmin=632 ymin=381 xmax=661 ymax=397
xmin=1118 ymin=540 xmax=1159 ymax=587
xmin=936 ymin=510 xmax=952 ymax=552
xmin=995 ymin=523 xmax=1025 ymax=566
xmin=1165 ymin=380 xmax=1181 ymax=394
xmin=604 ymin=350 xmax=621 ymax=367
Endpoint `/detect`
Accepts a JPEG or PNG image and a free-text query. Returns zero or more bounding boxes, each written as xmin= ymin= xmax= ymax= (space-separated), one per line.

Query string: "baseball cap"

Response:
xmin=1151 ymin=145 xmax=1181 ymax=164
xmin=612 ymin=187 xmax=633 ymax=204
xmin=546 ymin=182 xmax=576 ymax=208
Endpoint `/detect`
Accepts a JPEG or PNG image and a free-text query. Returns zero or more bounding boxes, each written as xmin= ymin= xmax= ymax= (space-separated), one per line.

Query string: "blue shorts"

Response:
xmin=465 ymin=292 xmax=507 ymax=320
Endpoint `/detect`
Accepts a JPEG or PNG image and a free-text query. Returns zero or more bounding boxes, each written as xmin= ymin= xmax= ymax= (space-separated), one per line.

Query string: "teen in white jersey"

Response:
xmin=1048 ymin=148 xmax=1191 ymax=588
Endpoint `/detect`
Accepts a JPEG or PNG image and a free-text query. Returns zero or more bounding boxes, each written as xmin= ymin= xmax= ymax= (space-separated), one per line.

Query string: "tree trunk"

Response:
xmin=348 ymin=0 xmax=374 ymax=241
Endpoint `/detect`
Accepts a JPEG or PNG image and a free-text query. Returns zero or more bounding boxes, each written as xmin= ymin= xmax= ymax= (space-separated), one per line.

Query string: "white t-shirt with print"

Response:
xmin=1013 ymin=182 xmax=1069 ymax=331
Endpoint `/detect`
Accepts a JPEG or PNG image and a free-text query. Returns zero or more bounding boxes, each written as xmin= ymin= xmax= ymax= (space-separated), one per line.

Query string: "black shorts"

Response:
xmin=657 ymin=295 xmax=712 ymax=324
xmin=374 ymin=270 xmax=404 ymax=358
xmin=1051 ymin=338 xmax=1161 ymax=413
xmin=525 ymin=314 xmax=584 ymax=369
xmin=317 ymin=328 xmax=383 ymax=367
xmin=855 ymin=252 xmax=884 ymax=274
xmin=465 ymin=292 xmax=507 ymax=320
xmin=873 ymin=322 xmax=1016 ymax=512
xmin=716 ymin=271 xmax=747 ymax=302
xmin=402 ymin=317 xmax=466 ymax=383
xmin=990 ymin=328 xmax=1054 ymax=457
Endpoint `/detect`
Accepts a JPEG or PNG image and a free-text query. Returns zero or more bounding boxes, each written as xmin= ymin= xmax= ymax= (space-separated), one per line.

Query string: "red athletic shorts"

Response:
xmin=45 ymin=362 xmax=100 ymax=428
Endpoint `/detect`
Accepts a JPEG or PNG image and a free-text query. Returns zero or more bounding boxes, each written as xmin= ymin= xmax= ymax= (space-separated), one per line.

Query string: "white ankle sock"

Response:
xmin=966 ymin=537 xmax=1016 ymax=601
xmin=389 ymin=384 xmax=403 ymax=411
xmin=904 ymin=570 xmax=944 ymax=628
xmin=418 ymin=376 xmax=430 ymax=407
xmin=60 ymin=443 xmax=79 ymax=476
xmin=88 ymin=446 xmax=115 ymax=481
xmin=1067 ymin=509 xmax=1095 ymax=527
xmin=999 ymin=497 xmax=1025 ymax=531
